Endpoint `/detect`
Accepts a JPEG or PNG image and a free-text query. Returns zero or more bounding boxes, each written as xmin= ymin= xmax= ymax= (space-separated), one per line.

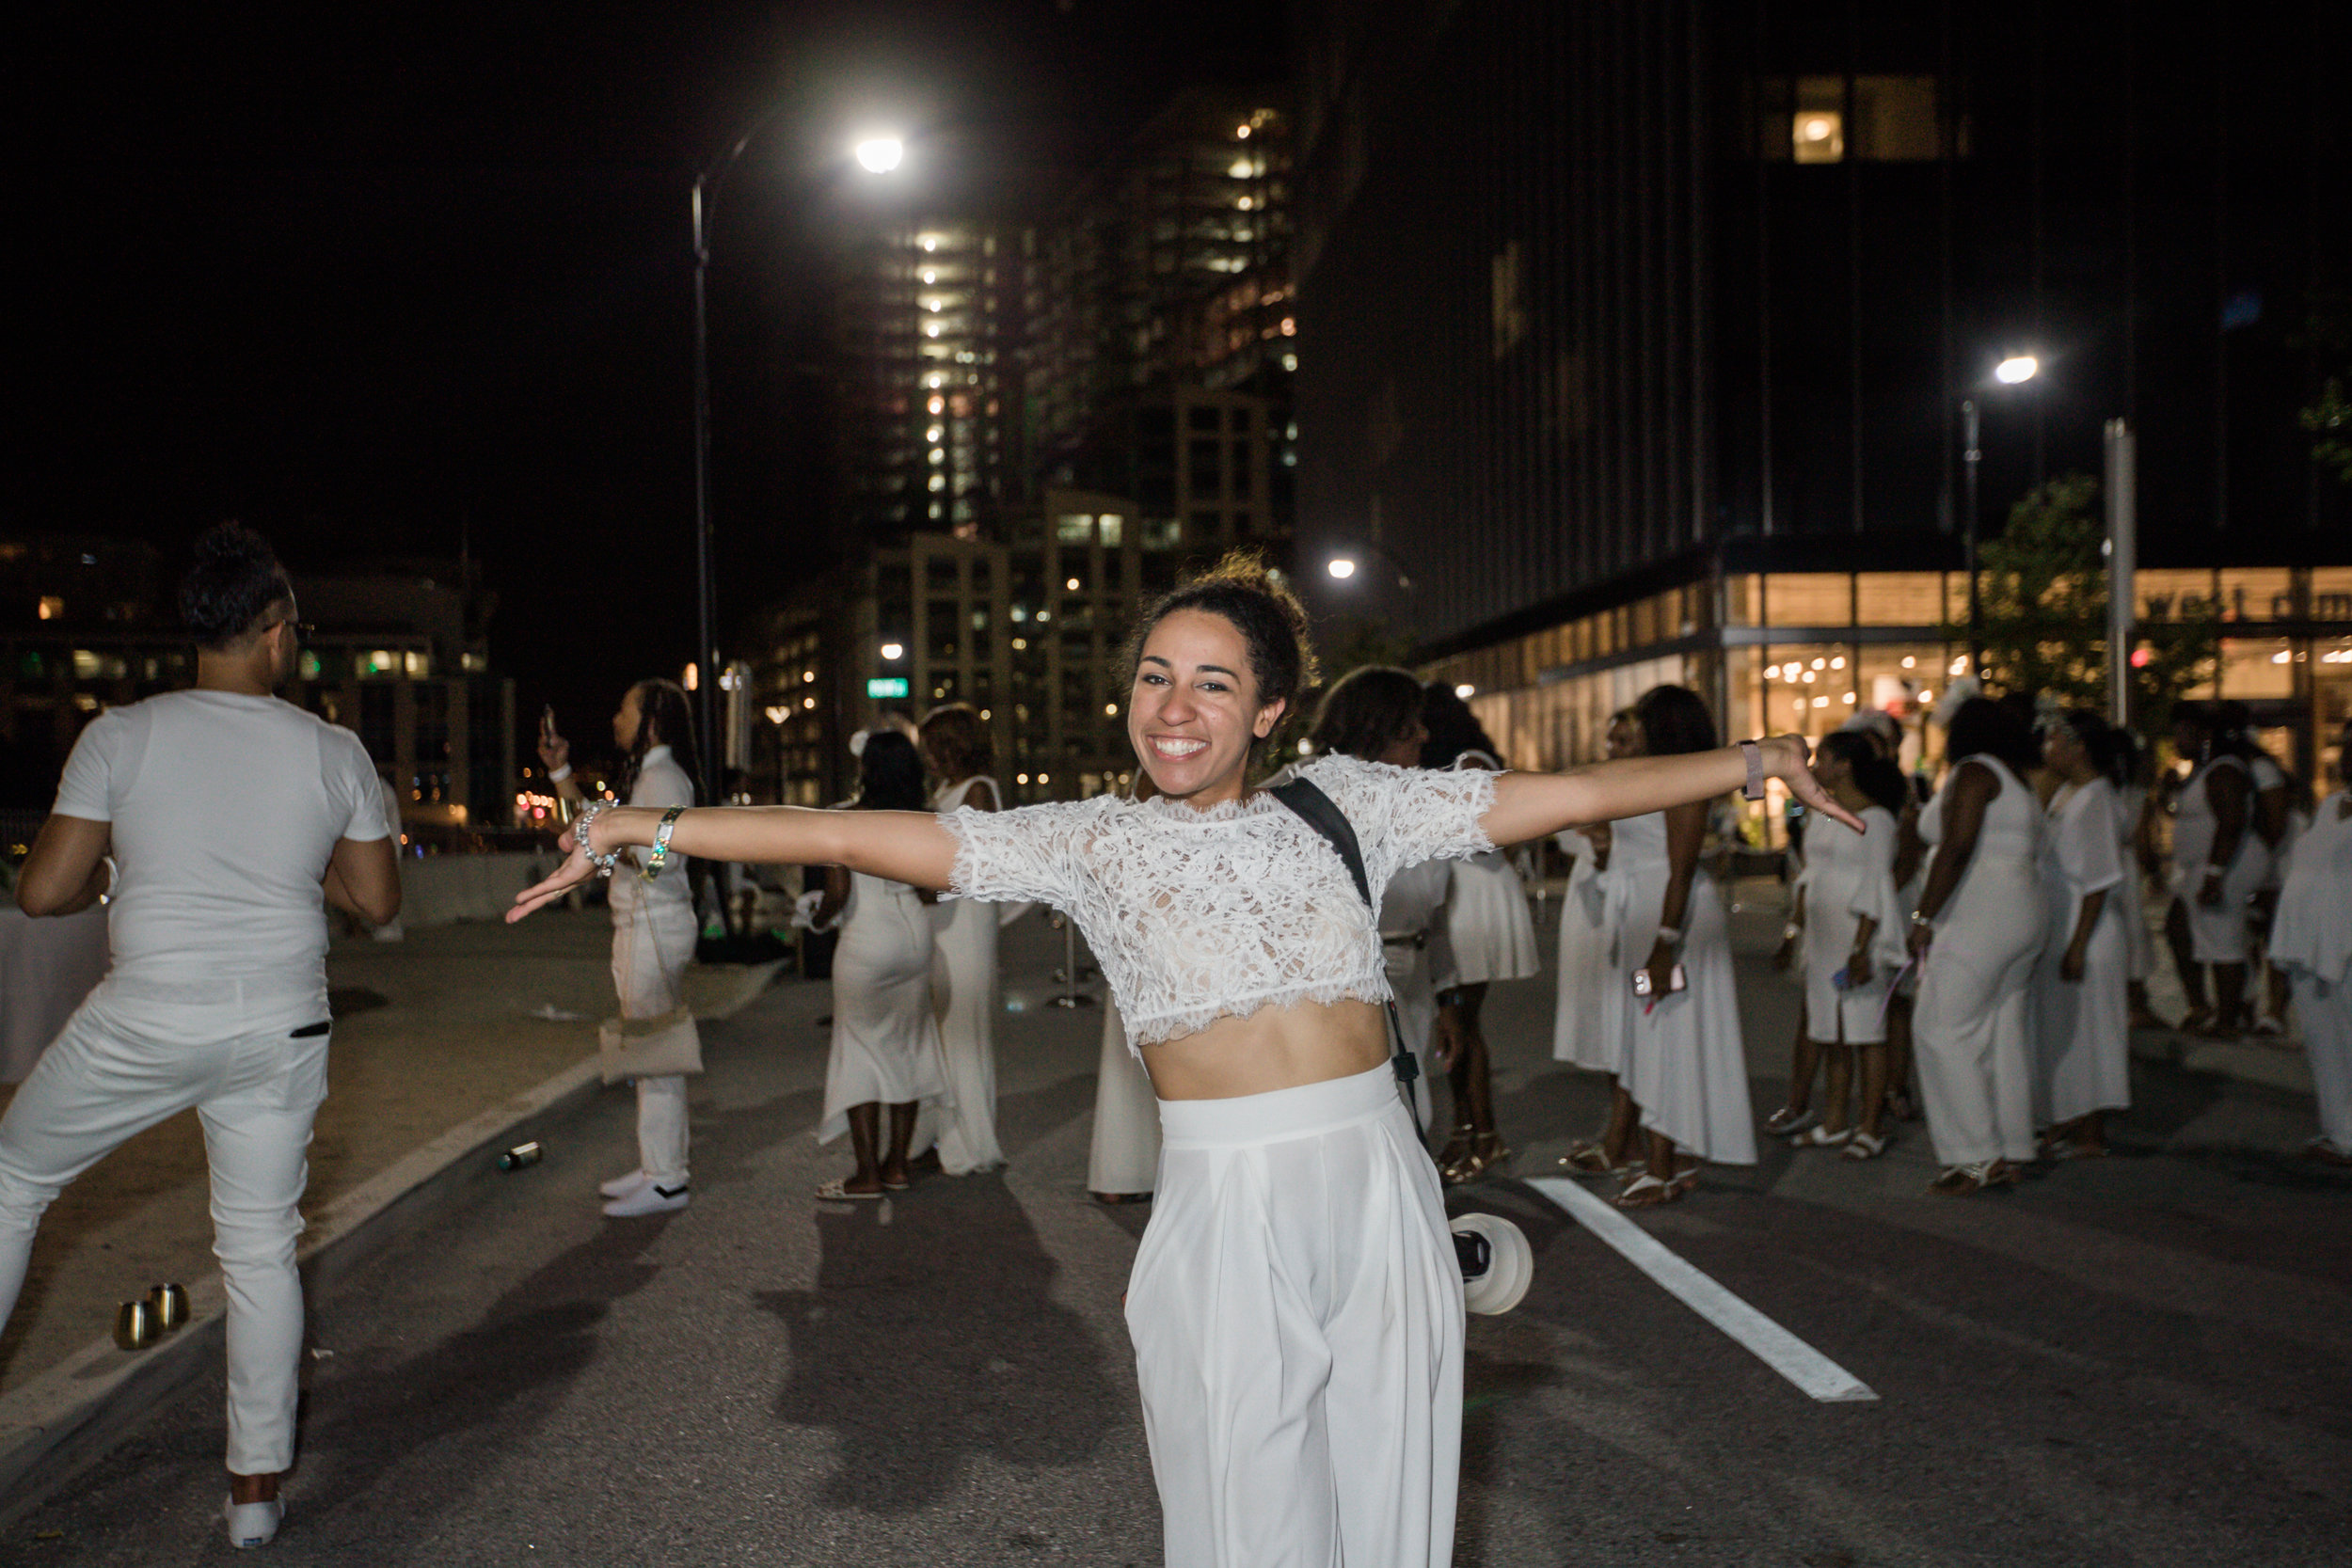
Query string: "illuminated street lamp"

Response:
xmin=853 ymin=135 xmax=904 ymax=174
xmin=1961 ymin=352 xmax=2041 ymax=675
xmin=1323 ymin=543 xmax=1411 ymax=591
xmin=1326 ymin=557 xmax=1357 ymax=579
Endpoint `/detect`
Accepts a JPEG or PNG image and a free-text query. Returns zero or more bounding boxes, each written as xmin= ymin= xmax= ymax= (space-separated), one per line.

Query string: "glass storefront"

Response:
xmin=1430 ymin=564 xmax=2352 ymax=847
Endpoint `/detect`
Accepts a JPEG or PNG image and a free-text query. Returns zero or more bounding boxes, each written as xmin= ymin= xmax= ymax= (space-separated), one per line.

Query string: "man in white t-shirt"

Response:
xmin=3 ymin=524 xmax=398 ymax=1550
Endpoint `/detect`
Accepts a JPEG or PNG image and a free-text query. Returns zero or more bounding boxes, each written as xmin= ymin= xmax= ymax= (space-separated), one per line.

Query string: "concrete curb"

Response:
xmin=0 ymin=958 xmax=784 ymax=1522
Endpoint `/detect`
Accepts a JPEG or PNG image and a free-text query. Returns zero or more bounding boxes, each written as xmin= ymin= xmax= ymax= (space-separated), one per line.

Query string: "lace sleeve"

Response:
xmin=938 ymin=797 xmax=1103 ymax=908
xmin=1300 ymin=753 xmax=1496 ymax=892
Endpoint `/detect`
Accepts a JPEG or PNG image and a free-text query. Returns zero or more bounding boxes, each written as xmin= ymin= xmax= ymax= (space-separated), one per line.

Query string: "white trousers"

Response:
xmin=613 ymin=904 xmax=696 ymax=1187
xmin=1130 ymin=1065 xmax=1462 ymax=1568
xmin=1916 ymin=938 xmax=2042 ymax=1165
xmin=0 ymin=976 xmax=327 ymax=1476
xmin=2294 ymin=973 xmax=2352 ymax=1152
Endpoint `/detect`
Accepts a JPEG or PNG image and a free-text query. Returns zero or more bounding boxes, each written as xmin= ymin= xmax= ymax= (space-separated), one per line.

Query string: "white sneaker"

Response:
xmin=224 ymin=1496 xmax=282 ymax=1549
xmin=598 ymin=1169 xmax=652 ymax=1200
xmin=602 ymin=1180 xmax=689 ymax=1217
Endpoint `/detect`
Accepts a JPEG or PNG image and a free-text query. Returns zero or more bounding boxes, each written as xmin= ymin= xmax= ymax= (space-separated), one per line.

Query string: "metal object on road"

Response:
xmin=496 ymin=1141 xmax=544 ymax=1172
xmin=113 ymin=1300 xmax=155 ymax=1352
xmin=146 ymin=1283 xmax=188 ymax=1331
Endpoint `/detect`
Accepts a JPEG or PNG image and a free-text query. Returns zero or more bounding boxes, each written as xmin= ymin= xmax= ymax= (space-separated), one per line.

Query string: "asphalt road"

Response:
xmin=13 ymin=898 xmax=2347 ymax=1566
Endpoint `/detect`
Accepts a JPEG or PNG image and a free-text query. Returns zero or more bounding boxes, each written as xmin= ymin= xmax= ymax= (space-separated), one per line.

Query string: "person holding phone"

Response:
xmin=1591 ymin=686 xmax=1757 ymax=1207
xmin=539 ymin=679 xmax=700 ymax=1216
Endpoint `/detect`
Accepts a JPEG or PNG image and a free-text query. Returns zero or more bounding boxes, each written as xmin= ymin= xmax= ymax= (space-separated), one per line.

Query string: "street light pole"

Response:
xmin=691 ymin=171 xmax=722 ymax=814
xmin=1962 ymin=396 xmax=1981 ymax=675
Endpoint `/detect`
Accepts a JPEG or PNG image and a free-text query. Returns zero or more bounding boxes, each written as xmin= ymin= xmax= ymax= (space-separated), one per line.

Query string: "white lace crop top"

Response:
xmin=940 ymin=752 xmax=1498 ymax=1051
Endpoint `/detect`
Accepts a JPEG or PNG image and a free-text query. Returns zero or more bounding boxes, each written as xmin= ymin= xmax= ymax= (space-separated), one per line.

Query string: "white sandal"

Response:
xmin=1839 ymin=1131 xmax=1887 ymax=1161
xmin=1789 ymin=1125 xmax=1852 ymax=1148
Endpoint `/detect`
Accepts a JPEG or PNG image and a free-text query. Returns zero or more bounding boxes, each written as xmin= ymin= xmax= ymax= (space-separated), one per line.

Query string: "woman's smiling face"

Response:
xmin=1128 ymin=609 xmax=1286 ymax=809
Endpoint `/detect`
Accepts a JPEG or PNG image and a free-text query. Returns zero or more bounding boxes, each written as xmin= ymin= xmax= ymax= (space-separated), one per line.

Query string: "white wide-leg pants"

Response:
xmin=2293 ymin=972 xmax=2352 ymax=1152
xmin=612 ymin=903 xmax=697 ymax=1188
xmin=1130 ymin=1064 xmax=1463 ymax=1568
xmin=1916 ymin=938 xmax=2042 ymax=1166
xmin=0 ymin=976 xmax=327 ymax=1476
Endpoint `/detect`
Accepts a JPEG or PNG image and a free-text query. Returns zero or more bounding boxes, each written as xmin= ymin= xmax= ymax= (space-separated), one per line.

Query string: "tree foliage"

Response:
xmin=1956 ymin=473 xmax=2218 ymax=735
xmin=2297 ymin=291 xmax=2352 ymax=487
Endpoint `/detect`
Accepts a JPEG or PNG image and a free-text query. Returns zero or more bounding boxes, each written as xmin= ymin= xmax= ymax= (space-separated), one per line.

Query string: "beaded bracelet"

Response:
xmin=642 ymin=804 xmax=686 ymax=881
xmin=574 ymin=801 xmax=621 ymax=879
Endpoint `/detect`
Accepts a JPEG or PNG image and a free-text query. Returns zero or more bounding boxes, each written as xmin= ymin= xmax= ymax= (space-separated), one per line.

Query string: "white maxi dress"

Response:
xmin=2268 ymin=791 xmax=2352 ymax=1154
xmin=1792 ymin=804 xmax=1907 ymax=1045
xmin=1915 ymin=755 xmax=2048 ymax=1166
xmin=2170 ymin=754 xmax=2268 ymax=964
xmin=2032 ymin=778 xmax=2130 ymax=1127
xmin=1602 ymin=812 xmax=1756 ymax=1164
xmin=818 ymin=872 xmax=949 ymax=1143
xmin=1550 ymin=829 xmax=1617 ymax=1072
xmin=1381 ymin=856 xmax=1454 ymax=1129
xmin=912 ymin=774 xmax=1006 ymax=1174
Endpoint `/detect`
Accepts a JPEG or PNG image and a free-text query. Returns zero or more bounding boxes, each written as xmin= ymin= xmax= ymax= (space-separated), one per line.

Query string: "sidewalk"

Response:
xmin=0 ymin=909 xmax=782 ymax=1507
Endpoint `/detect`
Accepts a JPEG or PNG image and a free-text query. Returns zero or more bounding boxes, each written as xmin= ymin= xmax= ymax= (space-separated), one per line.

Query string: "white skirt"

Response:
xmin=818 ymin=878 xmax=948 ymax=1142
xmin=2032 ymin=910 xmax=2131 ymax=1126
xmin=1441 ymin=851 xmax=1539 ymax=987
xmin=910 ymin=896 xmax=1004 ymax=1174
xmin=1087 ymin=1006 xmax=1161 ymax=1196
xmin=1550 ymin=864 xmax=1617 ymax=1071
xmin=1131 ymin=1065 xmax=1462 ymax=1568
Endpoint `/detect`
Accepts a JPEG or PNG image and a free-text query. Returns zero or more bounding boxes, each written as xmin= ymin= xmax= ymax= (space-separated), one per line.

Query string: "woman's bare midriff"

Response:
xmin=1141 ymin=996 xmax=1392 ymax=1101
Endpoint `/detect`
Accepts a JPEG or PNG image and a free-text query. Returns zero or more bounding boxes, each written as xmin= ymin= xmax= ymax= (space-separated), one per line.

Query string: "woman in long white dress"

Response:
xmin=2032 ymin=711 xmax=2131 ymax=1159
xmin=1910 ymin=698 xmax=2048 ymax=1194
xmin=912 ymin=704 xmax=1006 ymax=1175
xmin=812 ymin=730 xmax=949 ymax=1199
xmin=1549 ymin=820 xmax=1613 ymax=1078
xmin=1773 ymin=731 xmax=1910 ymax=1159
xmin=1596 ymin=686 xmax=1758 ymax=1207
xmin=2164 ymin=702 xmax=2267 ymax=1039
xmin=2269 ymin=717 xmax=2352 ymax=1164
xmin=508 ymin=554 xmax=1851 ymax=1568
xmin=1420 ymin=683 xmax=1540 ymax=1182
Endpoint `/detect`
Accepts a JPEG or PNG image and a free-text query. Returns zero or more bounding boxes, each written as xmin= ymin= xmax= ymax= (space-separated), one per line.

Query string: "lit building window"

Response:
xmin=1794 ymin=110 xmax=1843 ymax=162
xmin=37 ymin=595 xmax=63 ymax=620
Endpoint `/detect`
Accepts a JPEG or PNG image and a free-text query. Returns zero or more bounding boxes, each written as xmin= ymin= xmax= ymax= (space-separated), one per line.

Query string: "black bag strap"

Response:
xmin=1267 ymin=777 xmax=1420 ymax=1089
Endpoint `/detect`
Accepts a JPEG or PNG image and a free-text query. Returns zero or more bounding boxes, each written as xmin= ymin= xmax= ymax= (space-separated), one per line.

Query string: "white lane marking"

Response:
xmin=1525 ymin=1177 xmax=1879 ymax=1403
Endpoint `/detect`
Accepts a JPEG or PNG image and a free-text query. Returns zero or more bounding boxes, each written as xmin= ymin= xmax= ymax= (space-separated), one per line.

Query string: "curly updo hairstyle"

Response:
xmin=919 ymin=702 xmax=993 ymax=781
xmin=179 ymin=523 xmax=294 ymax=649
xmin=1311 ymin=667 xmax=1425 ymax=763
xmin=1123 ymin=551 xmax=1319 ymax=746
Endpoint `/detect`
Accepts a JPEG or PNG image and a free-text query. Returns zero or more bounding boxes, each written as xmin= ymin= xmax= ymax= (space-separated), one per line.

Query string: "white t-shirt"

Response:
xmin=52 ymin=689 xmax=387 ymax=991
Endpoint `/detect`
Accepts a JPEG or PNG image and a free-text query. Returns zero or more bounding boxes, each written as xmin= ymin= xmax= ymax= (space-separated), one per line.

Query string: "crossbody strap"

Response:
xmin=1267 ymin=777 xmax=1420 ymax=1091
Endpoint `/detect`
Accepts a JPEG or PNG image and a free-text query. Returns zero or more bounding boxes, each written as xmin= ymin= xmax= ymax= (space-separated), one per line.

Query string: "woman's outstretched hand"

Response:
xmin=508 ymin=830 xmax=597 ymax=923
xmin=1765 ymin=736 xmax=1866 ymax=834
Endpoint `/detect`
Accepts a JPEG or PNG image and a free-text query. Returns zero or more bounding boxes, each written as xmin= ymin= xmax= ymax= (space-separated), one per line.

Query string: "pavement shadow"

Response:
xmin=287 ymin=1210 xmax=682 ymax=1529
xmin=756 ymin=1170 xmax=1119 ymax=1514
xmin=993 ymin=1070 xmax=1098 ymax=1160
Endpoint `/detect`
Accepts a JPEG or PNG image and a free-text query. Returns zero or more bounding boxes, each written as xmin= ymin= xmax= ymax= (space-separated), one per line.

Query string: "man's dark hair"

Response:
xmin=179 ymin=523 xmax=294 ymax=649
xmin=1311 ymin=667 xmax=1425 ymax=762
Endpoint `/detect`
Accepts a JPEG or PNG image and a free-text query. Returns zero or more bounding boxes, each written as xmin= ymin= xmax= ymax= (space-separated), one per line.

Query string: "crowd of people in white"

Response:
xmin=796 ymin=680 xmax=2347 ymax=1212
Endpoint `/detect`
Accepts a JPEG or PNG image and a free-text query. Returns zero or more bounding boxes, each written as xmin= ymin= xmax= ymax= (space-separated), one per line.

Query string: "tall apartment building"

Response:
xmin=1292 ymin=0 xmax=2350 ymax=806
xmin=1028 ymin=88 xmax=1299 ymax=552
xmin=832 ymin=216 xmax=1028 ymax=545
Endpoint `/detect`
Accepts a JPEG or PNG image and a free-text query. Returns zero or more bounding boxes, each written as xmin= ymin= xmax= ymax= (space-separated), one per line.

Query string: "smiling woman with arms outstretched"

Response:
xmin=511 ymin=555 xmax=1851 ymax=1568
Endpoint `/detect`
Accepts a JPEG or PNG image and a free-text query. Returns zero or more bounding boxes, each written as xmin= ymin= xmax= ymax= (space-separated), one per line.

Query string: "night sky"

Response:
xmin=6 ymin=1 xmax=1286 ymax=740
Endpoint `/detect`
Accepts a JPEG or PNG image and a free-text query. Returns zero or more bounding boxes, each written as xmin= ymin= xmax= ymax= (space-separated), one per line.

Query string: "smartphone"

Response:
xmin=1630 ymin=963 xmax=1688 ymax=998
xmin=539 ymin=704 xmax=558 ymax=744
